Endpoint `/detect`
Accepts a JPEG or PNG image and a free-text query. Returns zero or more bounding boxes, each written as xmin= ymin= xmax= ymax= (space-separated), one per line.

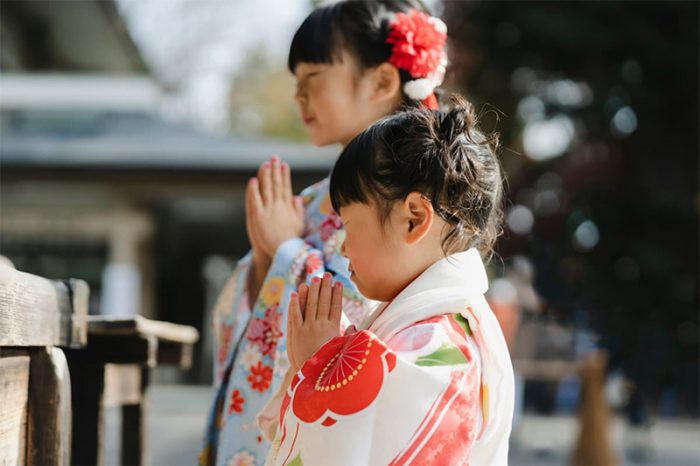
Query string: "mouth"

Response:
xmin=302 ymin=115 xmax=315 ymax=125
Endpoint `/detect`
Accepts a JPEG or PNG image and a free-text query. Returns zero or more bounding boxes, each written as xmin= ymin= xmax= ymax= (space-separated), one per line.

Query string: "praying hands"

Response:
xmin=287 ymin=273 xmax=343 ymax=372
xmin=245 ymin=155 xmax=305 ymax=306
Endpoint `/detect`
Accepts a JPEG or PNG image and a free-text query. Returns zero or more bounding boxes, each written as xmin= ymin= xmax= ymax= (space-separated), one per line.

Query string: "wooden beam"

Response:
xmin=0 ymin=265 xmax=89 ymax=348
xmin=66 ymin=334 xmax=158 ymax=367
xmin=157 ymin=340 xmax=194 ymax=368
xmin=80 ymin=316 xmax=199 ymax=369
xmin=86 ymin=316 xmax=199 ymax=344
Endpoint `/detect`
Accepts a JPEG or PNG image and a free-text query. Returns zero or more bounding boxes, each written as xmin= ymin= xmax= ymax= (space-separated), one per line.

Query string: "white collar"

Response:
xmin=362 ymin=249 xmax=488 ymax=339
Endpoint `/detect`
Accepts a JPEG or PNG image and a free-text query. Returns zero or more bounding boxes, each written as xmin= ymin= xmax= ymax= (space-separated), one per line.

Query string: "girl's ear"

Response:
xmin=402 ymin=192 xmax=434 ymax=245
xmin=370 ymin=62 xmax=401 ymax=104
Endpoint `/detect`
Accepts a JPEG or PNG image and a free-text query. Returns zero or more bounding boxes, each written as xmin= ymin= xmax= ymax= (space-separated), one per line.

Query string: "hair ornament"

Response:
xmin=386 ymin=10 xmax=448 ymax=109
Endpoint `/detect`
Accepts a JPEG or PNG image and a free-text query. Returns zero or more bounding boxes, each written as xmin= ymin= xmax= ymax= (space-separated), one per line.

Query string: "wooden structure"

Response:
xmin=0 ymin=264 xmax=87 ymax=465
xmin=66 ymin=316 xmax=199 ymax=465
xmin=0 ymin=264 xmax=199 ymax=465
xmin=514 ymin=353 xmax=619 ymax=465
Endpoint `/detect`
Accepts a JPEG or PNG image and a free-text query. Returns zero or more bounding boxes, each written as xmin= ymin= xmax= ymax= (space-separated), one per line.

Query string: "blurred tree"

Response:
xmin=443 ymin=1 xmax=698 ymax=416
xmin=228 ymin=46 xmax=307 ymax=140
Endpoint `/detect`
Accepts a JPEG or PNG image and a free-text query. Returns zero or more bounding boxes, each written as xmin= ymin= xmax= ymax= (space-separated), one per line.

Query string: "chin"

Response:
xmin=309 ymin=134 xmax=337 ymax=147
xmin=306 ymin=128 xmax=341 ymax=147
xmin=358 ymin=286 xmax=391 ymax=303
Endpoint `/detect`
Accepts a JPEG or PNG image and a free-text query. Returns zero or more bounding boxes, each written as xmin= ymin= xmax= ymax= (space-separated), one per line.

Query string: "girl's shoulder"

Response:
xmin=387 ymin=313 xmax=479 ymax=366
xmin=300 ymin=177 xmax=338 ymax=226
xmin=299 ymin=177 xmax=330 ymax=206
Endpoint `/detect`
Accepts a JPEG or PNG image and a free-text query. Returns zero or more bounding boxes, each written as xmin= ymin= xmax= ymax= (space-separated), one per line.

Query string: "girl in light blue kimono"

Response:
xmin=200 ymin=1 xmax=448 ymax=464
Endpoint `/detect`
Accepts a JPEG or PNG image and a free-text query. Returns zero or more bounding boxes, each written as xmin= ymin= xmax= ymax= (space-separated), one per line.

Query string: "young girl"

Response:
xmin=201 ymin=2 xmax=448 ymax=465
xmin=268 ymin=99 xmax=515 ymax=465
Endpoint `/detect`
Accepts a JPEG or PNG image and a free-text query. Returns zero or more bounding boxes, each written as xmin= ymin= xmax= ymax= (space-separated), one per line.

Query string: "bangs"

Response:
xmin=329 ymin=127 xmax=378 ymax=213
xmin=287 ymin=5 xmax=343 ymax=73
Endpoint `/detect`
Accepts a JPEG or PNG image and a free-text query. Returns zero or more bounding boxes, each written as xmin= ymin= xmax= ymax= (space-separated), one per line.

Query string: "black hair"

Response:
xmin=288 ymin=0 xmax=435 ymax=107
xmin=330 ymin=95 xmax=504 ymax=259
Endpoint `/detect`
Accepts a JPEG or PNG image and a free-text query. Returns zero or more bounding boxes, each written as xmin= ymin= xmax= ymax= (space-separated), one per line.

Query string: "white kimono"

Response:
xmin=264 ymin=249 xmax=514 ymax=465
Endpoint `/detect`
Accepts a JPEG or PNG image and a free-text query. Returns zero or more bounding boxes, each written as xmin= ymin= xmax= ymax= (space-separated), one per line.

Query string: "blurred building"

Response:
xmin=0 ymin=0 xmax=334 ymax=383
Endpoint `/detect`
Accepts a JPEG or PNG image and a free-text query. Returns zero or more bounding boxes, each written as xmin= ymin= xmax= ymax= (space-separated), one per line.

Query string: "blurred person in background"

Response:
xmin=487 ymin=255 xmax=543 ymax=429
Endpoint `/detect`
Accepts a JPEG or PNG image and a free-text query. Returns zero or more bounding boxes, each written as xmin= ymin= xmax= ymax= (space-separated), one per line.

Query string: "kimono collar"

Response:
xmin=363 ymin=248 xmax=489 ymax=340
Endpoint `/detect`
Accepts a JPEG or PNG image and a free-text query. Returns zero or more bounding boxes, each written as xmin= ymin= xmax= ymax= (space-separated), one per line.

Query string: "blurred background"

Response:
xmin=0 ymin=1 xmax=697 ymax=465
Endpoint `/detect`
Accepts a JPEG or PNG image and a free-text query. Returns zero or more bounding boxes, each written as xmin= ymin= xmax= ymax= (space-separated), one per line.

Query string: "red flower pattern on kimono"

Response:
xmin=305 ymin=252 xmax=323 ymax=276
xmin=246 ymin=304 xmax=282 ymax=357
xmin=218 ymin=323 xmax=234 ymax=366
xmin=292 ymin=330 xmax=397 ymax=426
xmin=248 ymin=361 xmax=273 ymax=393
xmin=228 ymin=389 xmax=245 ymax=415
xmin=319 ymin=210 xmax=343 ymax=241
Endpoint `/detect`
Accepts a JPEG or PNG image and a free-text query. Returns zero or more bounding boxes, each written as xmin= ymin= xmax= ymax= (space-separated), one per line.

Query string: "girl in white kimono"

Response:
xmin=267 ymin=98 xmax=515 ymax=465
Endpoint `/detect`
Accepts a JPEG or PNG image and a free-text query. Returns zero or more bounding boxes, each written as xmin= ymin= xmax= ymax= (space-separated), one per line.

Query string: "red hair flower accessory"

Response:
xmin=386 ymin=10 xmax=448 ymax=109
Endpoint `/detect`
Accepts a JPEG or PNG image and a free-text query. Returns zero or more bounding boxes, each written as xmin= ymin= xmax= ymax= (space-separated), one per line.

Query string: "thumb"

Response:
xmin=294 ymin=196 xmax=305 ymax=217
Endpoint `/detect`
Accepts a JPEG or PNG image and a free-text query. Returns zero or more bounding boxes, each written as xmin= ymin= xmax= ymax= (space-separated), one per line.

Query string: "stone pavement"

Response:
xmin=147 ymin=385 xmax=700 ymax=466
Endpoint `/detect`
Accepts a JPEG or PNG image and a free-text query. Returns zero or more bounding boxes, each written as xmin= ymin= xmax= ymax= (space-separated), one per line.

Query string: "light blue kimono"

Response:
xmin=200 ymin=178 xmax=372 ymax=466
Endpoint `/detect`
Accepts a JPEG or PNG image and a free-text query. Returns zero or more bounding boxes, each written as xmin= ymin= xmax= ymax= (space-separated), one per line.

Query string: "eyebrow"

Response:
xmin=298 ymin=70 xmax=321 ymax=82
xmin=307 ymin=72 xmax=322 ymax=86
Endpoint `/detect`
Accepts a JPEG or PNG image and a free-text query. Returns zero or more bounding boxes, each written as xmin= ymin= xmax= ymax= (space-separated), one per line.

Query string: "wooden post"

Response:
xmin=1 ymin=266 xmax=89 ymax=466
xmin=0 ymin=354 xmax=30 ymax=465
xmin=120 ymin=367 xmax=149 ymax=466
xmin=26 ymin=347 xmax=73 ymax=466
xmin=571 ymin=350 xmax=618 ymax=466
xmin=67 ymin=359 xmax=105 ymax=466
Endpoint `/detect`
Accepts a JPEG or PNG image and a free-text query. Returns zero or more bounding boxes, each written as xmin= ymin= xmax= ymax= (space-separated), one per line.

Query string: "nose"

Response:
xmin=340 ymin=239 xmax=347 ymax=258
xmin=294 ymin=86 xmax=307 ymax=106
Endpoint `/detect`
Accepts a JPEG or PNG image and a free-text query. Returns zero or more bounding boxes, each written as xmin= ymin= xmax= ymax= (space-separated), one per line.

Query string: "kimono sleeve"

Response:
xmin=211 ymin=254 xmax=252 ymax=385
xmin=269 ymin=322 xmax=482 ymax=466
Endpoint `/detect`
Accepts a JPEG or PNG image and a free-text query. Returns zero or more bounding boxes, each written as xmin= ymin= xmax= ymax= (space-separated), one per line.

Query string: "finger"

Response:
xmin=289 ymin=293 xmax=304 ymax=334
xmin=246 ymin=179 xmax=264 ymax=249
xmin=330 ymin=281 xmax=343 ymax=324
xmin=258 ymin=161 xmax=272 ymax=204
xmin=305 ymin=276 xmax=321 ymax=323
xmin=281 ymin=161 xmax=293 ymax=203
xmin=316 ymin=272 xmax=333 ymax=320
xmin=270 ymin=155 xmax=282 ymax=200
xmin=288 ymin=292 xmax=302 ymax=368
xmin=298 ymin=283 xmax=309 ymax=319
xmin=294 ymin=196 xmax=305 ymax=219
xmin=245 ymin=181 xmax=255 ymax=237
xmin=247 ymin=177 xmax=264 ymax=213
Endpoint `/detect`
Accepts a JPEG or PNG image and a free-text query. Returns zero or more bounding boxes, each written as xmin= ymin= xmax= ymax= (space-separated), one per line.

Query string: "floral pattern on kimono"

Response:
xmin=265 ymin=249 xmax=515 ymax=466
xmin=200 ymin=178 xmax=375 ymax=466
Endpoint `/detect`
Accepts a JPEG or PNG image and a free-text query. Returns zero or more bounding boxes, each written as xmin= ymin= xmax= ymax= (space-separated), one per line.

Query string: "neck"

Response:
xmin=339 ymin=100 xmax=402 ymax=148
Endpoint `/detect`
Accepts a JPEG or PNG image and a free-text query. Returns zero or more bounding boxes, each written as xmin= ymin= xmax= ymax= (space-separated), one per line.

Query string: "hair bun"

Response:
xmin=437 ymin=96 xmax=475 ymax=144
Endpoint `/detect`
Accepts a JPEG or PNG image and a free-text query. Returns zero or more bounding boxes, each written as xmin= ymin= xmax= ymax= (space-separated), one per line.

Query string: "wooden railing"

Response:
xmin=0 ymin=265 xmax=199 ymax=465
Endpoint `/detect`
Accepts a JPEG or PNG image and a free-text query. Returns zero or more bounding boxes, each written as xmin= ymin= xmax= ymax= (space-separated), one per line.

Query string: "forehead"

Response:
xmin=294 ymin=50 xmax=361 ymax=78
xmin=337 ymin=201 xmax=379 ymax=222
